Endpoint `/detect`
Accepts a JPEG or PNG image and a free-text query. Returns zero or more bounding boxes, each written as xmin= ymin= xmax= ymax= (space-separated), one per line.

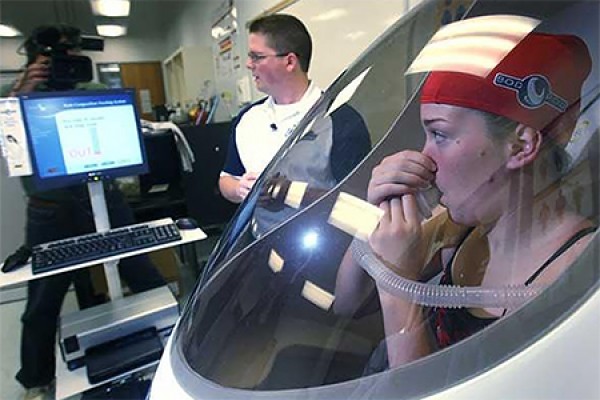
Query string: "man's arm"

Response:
xmin=219 ymin=98 xmax=274 ymax=204
xmin=219 ymin=175 xmax=243 ymax=203
xmin=219 ymin=172 xmax=259 ymax=204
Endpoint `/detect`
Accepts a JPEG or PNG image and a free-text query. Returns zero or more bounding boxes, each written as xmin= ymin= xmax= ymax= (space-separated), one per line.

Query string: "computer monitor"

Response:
xmin=19 ymin=88 xmax=148 ymax=191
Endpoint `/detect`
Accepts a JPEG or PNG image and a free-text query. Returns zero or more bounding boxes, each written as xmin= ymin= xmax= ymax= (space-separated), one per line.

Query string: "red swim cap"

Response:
xmin=420 ymin=32 xmax=592 ymax=133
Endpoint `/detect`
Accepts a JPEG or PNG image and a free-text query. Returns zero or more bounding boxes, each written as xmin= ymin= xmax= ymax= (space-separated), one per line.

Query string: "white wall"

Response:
xmin=161 ymin=1 xmax=236 ymax=120
xmin=0 ymin=164 xmax=26 ymax=259
xmin=0 ymin=37 xmax=25 ymax=70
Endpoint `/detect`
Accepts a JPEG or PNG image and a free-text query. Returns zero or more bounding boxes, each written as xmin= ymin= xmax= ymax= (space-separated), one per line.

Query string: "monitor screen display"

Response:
xmin=20 ymin=88 xmax=148 ymax=191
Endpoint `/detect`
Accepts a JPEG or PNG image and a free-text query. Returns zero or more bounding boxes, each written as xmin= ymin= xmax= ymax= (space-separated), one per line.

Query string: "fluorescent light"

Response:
xmin=311 ymin=8 xmax=348 ymax=22
xmin=91 ymin=0 xmax=130 ymax=17
xmin=345 ymin=31 xmax=366 ymax=41
xmin=0 ymin=24 xmax=22 ymax=37
xmin=96 ymin=24 xmax=127 ymax=37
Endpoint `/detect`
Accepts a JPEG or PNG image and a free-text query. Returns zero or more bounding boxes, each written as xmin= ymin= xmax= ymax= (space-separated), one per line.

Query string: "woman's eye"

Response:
xmin=431 ymin=130 xmax=447 ymax=143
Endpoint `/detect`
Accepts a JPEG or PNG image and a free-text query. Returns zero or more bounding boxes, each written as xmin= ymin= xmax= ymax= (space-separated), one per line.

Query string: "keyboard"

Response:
xmin=31 ymin=218 xmax=182 ymax=274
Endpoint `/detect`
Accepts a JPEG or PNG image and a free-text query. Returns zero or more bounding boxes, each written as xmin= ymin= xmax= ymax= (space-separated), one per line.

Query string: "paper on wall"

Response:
xmin=140 ymin=89 xmax=153 ymax=114
xmin=0 ymin=98 xmax=33 ymax=176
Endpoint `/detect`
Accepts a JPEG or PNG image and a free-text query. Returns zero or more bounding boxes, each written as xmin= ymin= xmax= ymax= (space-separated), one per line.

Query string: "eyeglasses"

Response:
xmin=247 ymin=52 xmax=289 ymax=63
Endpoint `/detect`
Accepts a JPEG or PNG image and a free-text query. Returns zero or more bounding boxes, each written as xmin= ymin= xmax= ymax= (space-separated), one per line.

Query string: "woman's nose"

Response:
xmin=421 ymin=138 xmax=435 ymax=159
xmin=420 ymin=140 xmax=439 ymax=174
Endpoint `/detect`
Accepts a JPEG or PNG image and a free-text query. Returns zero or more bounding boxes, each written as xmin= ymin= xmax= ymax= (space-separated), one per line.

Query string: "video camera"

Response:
xmin=23 ymin=25 xmax=104 ymax=90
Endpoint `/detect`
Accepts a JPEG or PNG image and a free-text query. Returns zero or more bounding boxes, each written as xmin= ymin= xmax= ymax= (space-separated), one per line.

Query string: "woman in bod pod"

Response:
xmin=339 ymin=31 xmax=596 ymax=369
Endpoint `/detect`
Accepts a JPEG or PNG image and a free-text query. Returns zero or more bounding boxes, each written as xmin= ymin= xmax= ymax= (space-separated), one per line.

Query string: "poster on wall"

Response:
xmin=212 ymin=0 xmax=242 ymax=118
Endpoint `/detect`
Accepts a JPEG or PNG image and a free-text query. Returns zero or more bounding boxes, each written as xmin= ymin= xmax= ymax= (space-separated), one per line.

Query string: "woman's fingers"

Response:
xmin=389 ymin=197 xmax=404 ymax=224
xmin=372 ymin=160 xmax=434 ymax=187
xmin=378 ymin=200 xmax=391 ymax=223
xmin=379 ymin=152 xmax=437 ymax=178
xmin=367 ymin=151 xmax=437 ymax=205
xmin=368 ymin=182 xmax=415 ymax=205
xmin=402 ymin=194 xmax=422 ymax=226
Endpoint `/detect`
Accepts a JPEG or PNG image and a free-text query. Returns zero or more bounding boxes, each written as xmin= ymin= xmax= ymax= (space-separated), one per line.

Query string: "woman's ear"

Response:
xmin=506 ymin=124 xmax=542 ymax=170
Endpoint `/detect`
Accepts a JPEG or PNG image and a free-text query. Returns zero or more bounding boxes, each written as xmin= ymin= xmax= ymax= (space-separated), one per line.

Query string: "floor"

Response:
xmin=0 ymin=282 xmax=81 ymax=400
xmin=0 ymin=232 xmax=221 ymax=400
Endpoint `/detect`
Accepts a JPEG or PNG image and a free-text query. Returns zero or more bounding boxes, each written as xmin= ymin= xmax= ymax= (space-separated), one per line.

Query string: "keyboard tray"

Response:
xmin=31 ymin=219 xmax=181 ymax=274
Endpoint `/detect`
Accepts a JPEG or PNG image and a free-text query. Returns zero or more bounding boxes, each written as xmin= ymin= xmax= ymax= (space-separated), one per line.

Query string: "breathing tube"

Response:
xmin=350 ymin=238 xmax=543 ymax=309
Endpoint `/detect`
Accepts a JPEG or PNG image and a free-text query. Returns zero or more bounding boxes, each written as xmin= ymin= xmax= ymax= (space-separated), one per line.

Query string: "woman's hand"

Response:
xmin=368 ymin=196 xmax=425 ymax=280
xmin=367 ymin=150 xmax=436 ymax=206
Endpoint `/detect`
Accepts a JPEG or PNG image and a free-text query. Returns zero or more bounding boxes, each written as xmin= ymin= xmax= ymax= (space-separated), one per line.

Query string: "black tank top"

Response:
xmin=430 ymin=226 xmax=596 ymax=349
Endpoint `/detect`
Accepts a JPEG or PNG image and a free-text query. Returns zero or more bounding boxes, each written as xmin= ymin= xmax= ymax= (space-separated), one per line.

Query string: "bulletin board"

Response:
xmin=212 ymin=0 xmax=243 ymax=118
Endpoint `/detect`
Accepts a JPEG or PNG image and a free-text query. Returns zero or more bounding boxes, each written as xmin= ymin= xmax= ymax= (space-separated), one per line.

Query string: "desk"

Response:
xmin=0 ymin=220 xmax=206 ymax=399
xmin=0 ymin=227 xmax=207 ymax=289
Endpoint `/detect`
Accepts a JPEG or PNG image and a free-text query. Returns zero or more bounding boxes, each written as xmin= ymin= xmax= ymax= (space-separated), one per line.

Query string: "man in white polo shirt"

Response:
xmin=219 ymin=14 xmax=322 ymax=203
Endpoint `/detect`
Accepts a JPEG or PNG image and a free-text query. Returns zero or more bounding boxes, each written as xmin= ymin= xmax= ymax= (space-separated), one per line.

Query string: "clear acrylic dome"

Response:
xmin=158 ymin=1 xmax=600 ymax=398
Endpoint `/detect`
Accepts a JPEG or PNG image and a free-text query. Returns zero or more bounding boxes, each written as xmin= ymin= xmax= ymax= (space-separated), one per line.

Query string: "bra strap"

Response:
xmin=524 ymin=226 xmax=597 ymax=286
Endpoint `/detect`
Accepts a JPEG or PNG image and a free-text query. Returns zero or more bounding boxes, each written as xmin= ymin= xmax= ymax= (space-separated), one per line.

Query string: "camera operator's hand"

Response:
xmin=10 ymin=55 xmax=50 ymax=96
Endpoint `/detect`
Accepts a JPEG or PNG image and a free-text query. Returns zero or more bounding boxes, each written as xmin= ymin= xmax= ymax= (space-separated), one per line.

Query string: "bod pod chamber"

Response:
xmin=151 ymin=1 xmax=600 ymax=399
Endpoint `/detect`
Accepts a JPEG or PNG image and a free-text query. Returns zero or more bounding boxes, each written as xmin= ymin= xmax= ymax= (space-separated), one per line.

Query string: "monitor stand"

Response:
xmin=87 ymin=180 xmax=123 ymax=300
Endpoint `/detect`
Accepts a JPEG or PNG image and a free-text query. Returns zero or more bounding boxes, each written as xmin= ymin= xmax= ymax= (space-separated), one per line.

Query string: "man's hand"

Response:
xmin=236 ymin=172 xmax=259 ymax=202
xmin=10 ymin=55 xmax=50 ymax=96
xmin=219 ymin=172 xmax=260 ymax=204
